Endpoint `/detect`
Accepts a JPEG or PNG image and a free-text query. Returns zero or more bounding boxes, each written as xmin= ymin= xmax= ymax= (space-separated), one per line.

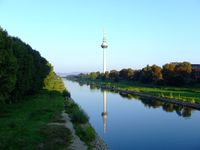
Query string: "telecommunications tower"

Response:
xmin=101 ymin=32 xmax=108 ymax=73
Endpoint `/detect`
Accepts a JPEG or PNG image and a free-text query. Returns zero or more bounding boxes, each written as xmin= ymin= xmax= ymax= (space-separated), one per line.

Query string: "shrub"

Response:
xmin=64 ymin=100 xmax=89 ymax=124
xmin=70 ymin=108 xmax=89 ymax=124
xmin=74 ymin=124 xmax=95 ymax=146
xmin=63 ymin=89 xmax=71 ymax=98
xmin=85 ymin=127 xmax=96 ymax=142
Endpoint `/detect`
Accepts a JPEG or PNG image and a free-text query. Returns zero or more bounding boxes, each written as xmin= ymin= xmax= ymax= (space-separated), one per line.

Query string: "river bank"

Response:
xmin=0 ymin=90 xmax=108 ymax=150
xmin=105 ymin=86 xmax=200 ymax=110
xmin=0 ymin=91 xmax=72 ymax=149
xmin=67 ymin=78 xmax=200 ymax=110
xmin=64 ymin=97 xmax=108 ymax=150
xmin=63 ymin=78 xmax=200 ymax=150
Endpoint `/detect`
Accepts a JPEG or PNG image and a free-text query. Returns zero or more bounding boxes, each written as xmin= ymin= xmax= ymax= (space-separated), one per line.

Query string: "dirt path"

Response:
xmin=61 ymin=111 xmax=88 ymax=150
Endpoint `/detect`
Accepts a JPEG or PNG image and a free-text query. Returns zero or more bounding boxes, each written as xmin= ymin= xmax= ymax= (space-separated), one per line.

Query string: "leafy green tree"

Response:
xmin=102 ymin=71 xmax=109 ymax=80
xmin=0 ymin=28 xmax=18 ymax=103
xmin=140 ymin=65 xmax=154 ymax=83
xmin=119 ymin=68 xmax=134 ymax=80
xmin=109 ymin=70 xmax=119 ymax=81
xmin=0 ymin=26 xmax=65 ymax=104
xmin=89 ymin=72 xmax=97 ymax=80
xmin=44 ymin=64 xmax=65 ymax=93
xmin=132 ymin=70 xmax=141 ymax=81
xmin=119 ymin=69 xmax=128 ymax=79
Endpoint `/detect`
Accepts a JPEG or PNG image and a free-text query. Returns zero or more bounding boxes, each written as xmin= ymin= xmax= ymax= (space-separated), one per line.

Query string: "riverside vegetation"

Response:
xmin=0 ymin=26 xmax=72 ymax=149
xmin=67 ymin=63 xmax=200 ymax=105
xmin=64 ymin=99 xmax=96 ymax=149
xmin=0 ymin=27 xmax=104 ymax=150
xmin=0 ymin=26 xmax=74 ymax=149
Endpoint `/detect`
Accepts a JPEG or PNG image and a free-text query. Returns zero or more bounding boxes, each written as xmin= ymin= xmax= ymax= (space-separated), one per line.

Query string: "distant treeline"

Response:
xmin=77 ymin=62 xmax=199 ymax=86
xmin=0 ymin=27 xmax=65 ymax=104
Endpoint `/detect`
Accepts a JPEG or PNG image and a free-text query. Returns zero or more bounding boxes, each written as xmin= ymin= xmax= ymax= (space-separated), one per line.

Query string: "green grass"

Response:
xmin=74 ymin=124 xmax=95 ymax=149
xmin=113 ymin=81 xmax=200 ymax=103
xmin=39 ymin=124 xmax=72 ymax=150
xmin=0 ymin=90 xmax=72 ymax=150
xmin=76 ymin=78 xmax=200 ymax=104
xmin=64 ymin=99 xmax=95 ymax=149
xmin=65 ymin=100 xmax=89 ymax=124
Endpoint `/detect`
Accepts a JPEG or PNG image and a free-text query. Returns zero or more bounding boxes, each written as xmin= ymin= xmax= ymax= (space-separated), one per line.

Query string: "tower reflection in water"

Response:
xmin=101 ymin=91 xmax=107 ymax=133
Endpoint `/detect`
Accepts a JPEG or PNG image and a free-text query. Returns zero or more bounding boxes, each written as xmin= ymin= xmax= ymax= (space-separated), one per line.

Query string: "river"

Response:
xmin=63 ymin=79 xmax=200 ymax=150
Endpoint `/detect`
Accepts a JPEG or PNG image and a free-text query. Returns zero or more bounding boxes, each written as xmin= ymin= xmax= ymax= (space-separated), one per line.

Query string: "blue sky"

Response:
xmin=0 ymin=0 xmax=200 ymax=73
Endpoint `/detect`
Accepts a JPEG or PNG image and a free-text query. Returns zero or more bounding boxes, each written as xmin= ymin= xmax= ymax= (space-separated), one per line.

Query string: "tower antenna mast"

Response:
xmin=101 ymin=31 xmax=108 ymax=73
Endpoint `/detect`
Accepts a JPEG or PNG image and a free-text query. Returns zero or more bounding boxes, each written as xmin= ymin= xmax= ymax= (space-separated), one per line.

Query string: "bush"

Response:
xmin=70 ymin=108 xmax=89 ymax=124
xmin=64 ymin=100 xmax=89 ymax=124
xmin=62 ymin=89 xmax=71 ymax=98
xmin=85 ymin=127 xmax=96 ymax=142
xmin=74 ymin=124 xmax=95 ymax=145
xmin=65 ymin=100 xmax=79 ymax=114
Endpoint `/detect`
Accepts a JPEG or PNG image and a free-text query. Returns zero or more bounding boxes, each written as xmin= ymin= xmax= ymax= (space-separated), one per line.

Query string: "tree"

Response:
xmin=44 ymin=63 xmax=65 ymax=93
xmin=119 ymin=69 xmax=128 ymax=79
xmin=0 ymin=26 xmax=64 ymax=104
xmin=119 ymin=68 xmax=134 ymax=80
xmin=0 ymin=28 xmax=18 ymax=103
xmin=140 ymin=65 xmax=154 ymax=83
xmin=174 ymin=62 xmax=192 ymax=84
xmin=89 ymin=72 xmax=97 ymax=80
xmin=162 ymin=62 xmax=192 ymax=86
xmin=127 ymin=68 xmax=134 ymax=80
xmin=109 ymin=70 xmax=119 ymax=81
xmin=162 ymin=63 xmax=176 ymax=85
xmin=151 ymin=65 xmax=162 ymax=82
xmin=132 ymin=70 xmax=141 ymax=81
xmin=102 ymin=71 xmax=109 ymax=80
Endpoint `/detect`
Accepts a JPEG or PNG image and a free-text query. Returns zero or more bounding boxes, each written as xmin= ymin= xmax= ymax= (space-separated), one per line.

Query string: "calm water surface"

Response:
xmin=63 ymin=79 xmax=200 ymax=150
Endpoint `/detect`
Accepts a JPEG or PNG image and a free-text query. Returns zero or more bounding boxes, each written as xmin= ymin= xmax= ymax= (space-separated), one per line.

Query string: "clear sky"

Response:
xmin=0 ymin=0 xmax=200 ymax=73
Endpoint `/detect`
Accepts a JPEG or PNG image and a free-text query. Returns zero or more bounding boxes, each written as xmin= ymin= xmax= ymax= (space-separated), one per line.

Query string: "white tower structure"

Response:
xmin=101 ymin=91 xmax=107 ymax=133
xmin=101 ymin=32 xmax=108 ymax=73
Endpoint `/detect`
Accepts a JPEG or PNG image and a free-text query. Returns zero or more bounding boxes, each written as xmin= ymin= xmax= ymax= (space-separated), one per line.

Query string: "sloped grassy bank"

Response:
xmin=64 ymin=97 xmax=108 ymax=150
xmin=0 ymin=89 xmax=108 ymax=150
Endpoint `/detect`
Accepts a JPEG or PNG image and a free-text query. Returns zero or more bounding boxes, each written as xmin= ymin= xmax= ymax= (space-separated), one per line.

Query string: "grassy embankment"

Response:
xmin=64 ymin=98 xmax=96 ymax=149
xmin=74 ymin=78 xmax=200 ymax=104
xmin=0 ymin=90 xmax=72 ymax=150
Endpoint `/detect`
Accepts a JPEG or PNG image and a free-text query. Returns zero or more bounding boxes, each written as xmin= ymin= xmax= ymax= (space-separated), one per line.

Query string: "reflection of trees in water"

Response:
xmin=75 ymin=80 xmax=194 ymax=118
xmin=140 ymin=98 xmax=193 ymax=118
xmin=116 ymin=92 xmax=194 ymax=118
xmin=78 ymin=82 xmax=84 ymax=86
xmin=163 ymin=103 xmax=174 ymax=112
xmin=119 ymin=92 xmax=140 ymax=100
xmin=89 ymin=84 xmax=101 ymax=91
xmin=108 ymin=89 xmax=119 ymax=94
xmin=90 ymin=84 xmax=97 ymax=90
xmin=181 ymin=108 xmax=192 ymax=117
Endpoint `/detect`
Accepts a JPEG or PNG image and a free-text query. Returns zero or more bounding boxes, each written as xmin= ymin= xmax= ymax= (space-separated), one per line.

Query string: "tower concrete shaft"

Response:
xmin=103 ymin=48 xmax=106 ymax=73
xmin=101 ymin=32 xmax=108 ymax=73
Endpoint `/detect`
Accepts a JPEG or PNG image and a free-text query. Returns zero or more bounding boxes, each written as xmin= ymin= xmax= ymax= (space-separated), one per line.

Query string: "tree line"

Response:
xmin=0 ymin=27 xmax=65 ymax=104
xmin=78 ymin=62 xmax=199 ymax=86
